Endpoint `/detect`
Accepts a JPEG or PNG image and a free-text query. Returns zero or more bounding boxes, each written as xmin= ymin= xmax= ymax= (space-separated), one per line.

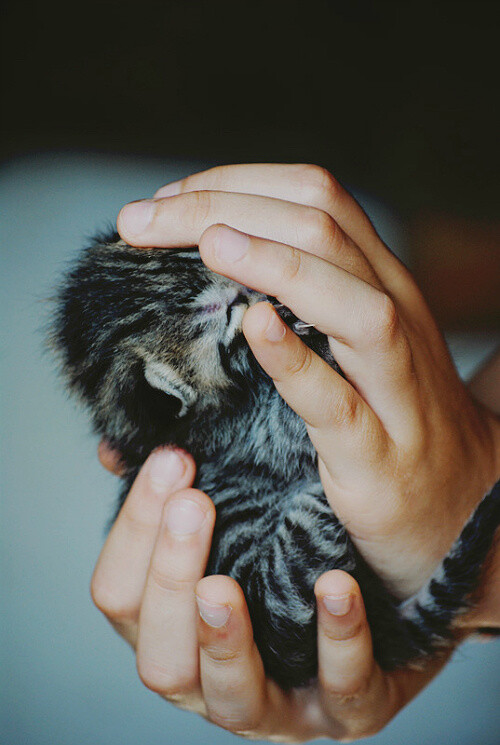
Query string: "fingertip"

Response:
xmin=199 ymin=223 xmax=250 ymax=267
xmin=242 ymin=301 xmax=287 ymax=345
xmin=198 ymin=222 xmax=228 ymax=247
xmin=315 ymin=569 xmax=361 ymax=600
xmin=165 ymin=486 xmax=216 ymax=526
xmin=196 ymin=574 xmax=244 ymax=607
xmin=167 ymin=448 xmax=197 ymax=486
xmin=243 ymin=304 xmax=339 ymax=431
xmin=241 ymin=300 xmax=270 ymax=336
xmin=196 ymin=576 xmax=250 ymax=641
xmin=316 ymin=571 xmax=376 ymax=706
xmin=316 ymin=570 xmax=367 ymax=642
xmin=144 ymin=447 xmax=197 ymax=496
xmin=196 ymin=577 xmax=267 ymax=735
xmin=198 ymin=223 xmax=227 ymax=268
xmin=97 ymin=440 xmax=125 ymax=476
xmin=117 ymin=200 xmax=154 ymax=243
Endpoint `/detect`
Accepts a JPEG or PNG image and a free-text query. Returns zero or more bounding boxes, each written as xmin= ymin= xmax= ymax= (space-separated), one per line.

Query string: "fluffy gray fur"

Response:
xmin=49 ymin=233 xmax=500 ymax=689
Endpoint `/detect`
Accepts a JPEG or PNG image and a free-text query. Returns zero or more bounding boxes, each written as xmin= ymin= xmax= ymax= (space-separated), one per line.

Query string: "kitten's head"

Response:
xmin=51 ymin=233 xmax=268 ymax=462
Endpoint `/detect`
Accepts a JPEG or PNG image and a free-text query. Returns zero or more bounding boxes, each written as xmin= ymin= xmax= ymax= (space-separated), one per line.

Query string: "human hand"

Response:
xmin=92 ymin=446 xmax=452 ymax=742
xmin=117 ymin=163 xmax=500 ymax=598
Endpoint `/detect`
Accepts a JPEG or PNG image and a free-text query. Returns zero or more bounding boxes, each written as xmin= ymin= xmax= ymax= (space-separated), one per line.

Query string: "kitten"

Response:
xmin=50 ymin=232 xmax=500 ymax=689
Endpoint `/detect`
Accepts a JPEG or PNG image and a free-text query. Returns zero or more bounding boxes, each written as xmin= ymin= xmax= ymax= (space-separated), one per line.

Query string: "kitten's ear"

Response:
xmin=143 ymin=360 xmax=197 ymax=417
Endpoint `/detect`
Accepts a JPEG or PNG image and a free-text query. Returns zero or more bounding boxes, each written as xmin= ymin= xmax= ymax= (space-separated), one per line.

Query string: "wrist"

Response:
xmin=487 ymin=408 xmax=500 ymax=483
xmin=459 ymin=525 xmax=500 ymax=630
xmin=402 ymin=410 xmax=500 ymax=600
xmin=459 ymin=411 xmax=500 ymax=629
xmin=460 ymin=407 xmax=500 ymax=627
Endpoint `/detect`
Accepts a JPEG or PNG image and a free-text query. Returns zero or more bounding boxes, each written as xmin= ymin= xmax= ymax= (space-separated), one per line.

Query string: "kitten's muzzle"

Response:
xmin=226 ymin=292 xmax=250 ymax=321
xmin=223 ymin=293 xmax=250 ymax=347
xmin=223 ymin=288 xmax=270 ymax=347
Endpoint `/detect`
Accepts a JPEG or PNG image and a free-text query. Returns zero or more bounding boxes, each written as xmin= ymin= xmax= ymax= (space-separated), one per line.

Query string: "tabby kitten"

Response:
xmin=50 ymin=232 xmax=500 ymax=689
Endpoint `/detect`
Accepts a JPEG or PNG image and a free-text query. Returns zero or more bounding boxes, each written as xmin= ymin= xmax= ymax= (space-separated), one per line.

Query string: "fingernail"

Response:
xmin=214 ymin=226 xmax=249 ymax=263
xmin=264 ymin=309 xmax=287 ymax=342
xmin=155 ymin=181 xmax=181 ymax=198
xmin=120 ymin=199 xmax=155 ymax=234
xmin=148 ymin=449 xmax=186 ymax=492
xmin=323 ymin=594 xmax=353 ymax=616
xmin=196 ymin=596 xmax=232 ymax=628
xmin=165 ymin=499 xmax=206 ymax=535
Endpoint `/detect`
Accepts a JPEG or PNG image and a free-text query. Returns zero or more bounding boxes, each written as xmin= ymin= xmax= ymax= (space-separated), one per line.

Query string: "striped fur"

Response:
xmin=49 ymin=233 xmax=500 ymax=688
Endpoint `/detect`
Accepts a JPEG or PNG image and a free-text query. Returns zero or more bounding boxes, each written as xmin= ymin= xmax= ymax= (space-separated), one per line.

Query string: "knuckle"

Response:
xmin=207 ymin=164 xmax=231 ymax=190
xmin=149 ymin=563 xmax=195 ymax=594
xmin=281 ymin=247 xmax=302 ymax=284
xmin=296 ymin=164 xmax=340 ymax=207
xmin=174 ymin=177 xmax=186 ymax=194
xmin=316 ymin=209 xmax=339 ymax=244
xmin=333 ymin=389 xmax=361 ymax=429
xmin=301 ymin=207 xmax=338 ymax=250
xmin=366 ymin=293 xmax=400 ymax=345
xmin=322 ymin=618 xmax=365 ymax=644
xmin=208 ymin=711 xmax=262 ymax=735
xmin=90 ymin=575 xmax=137 ymax=623
xmin=322 ymin=675 xmax=371 ymax=704
xmin=120 ymin=503 xmax=155 ymax=537
xmin=285 ymin=343 xmax=315 ymax=380
xmin=201 ymin=643 xmax=243 ymax=665
xmin=137 ymin=658 xmax=196 ymax=697
xmin=184 ymin=190 xmax=213 ymax=228
xmin=323 ymin=215 xmax=344 ymax=256
xmin=281 ymin=246 xmax=303 ymax=284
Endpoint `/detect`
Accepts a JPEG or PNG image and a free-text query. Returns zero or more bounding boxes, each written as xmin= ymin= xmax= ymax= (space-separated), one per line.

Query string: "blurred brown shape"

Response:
xmin=411 ymin=213 xmax=500 ymax=332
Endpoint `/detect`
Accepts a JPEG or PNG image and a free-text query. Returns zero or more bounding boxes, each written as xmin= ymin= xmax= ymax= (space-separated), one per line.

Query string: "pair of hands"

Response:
xmin=90 ymin=164 xmax=500 ymax=741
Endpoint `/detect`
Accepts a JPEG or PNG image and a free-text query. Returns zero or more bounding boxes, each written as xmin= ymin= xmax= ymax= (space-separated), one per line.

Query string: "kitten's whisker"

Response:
xmin=293 ymin=320 xmax=316 ymax=332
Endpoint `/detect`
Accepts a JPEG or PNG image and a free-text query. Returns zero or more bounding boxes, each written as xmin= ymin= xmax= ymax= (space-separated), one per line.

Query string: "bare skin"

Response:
xmin=92 ymin=446 xmax=458 ymax=742
xmin=90 ymin=164 xmax=500 ymax=741
xmin=117 ymin=163 xmax=500 ymax=597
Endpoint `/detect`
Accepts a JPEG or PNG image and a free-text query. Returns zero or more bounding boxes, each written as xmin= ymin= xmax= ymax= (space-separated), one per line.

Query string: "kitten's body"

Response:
xmin=51 ymin=234 xmax=500 ymax=688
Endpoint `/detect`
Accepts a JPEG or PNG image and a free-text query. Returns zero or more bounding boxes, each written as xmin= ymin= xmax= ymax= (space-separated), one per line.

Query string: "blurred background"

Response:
xmin=1 ymin=1 xmax=499 ymax=744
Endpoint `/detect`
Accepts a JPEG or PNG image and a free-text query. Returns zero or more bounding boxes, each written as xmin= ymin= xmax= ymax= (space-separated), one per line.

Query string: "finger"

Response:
xmin=243 ymin=301 xmax=423 ymax=545
xmin=90 ymin=448 xmax=195 ymax=645
xmin=201 ymin=225 xmax=419 ymax=439
xmin=117 ymin=190 xmax=381 ymax=288
xmin=196 ymin=576 xmax=317 ymax=740
xmin=195 ymin=575 xmax=268 ymax=735
xmin=201 ymin=225 xmax=384 ymax=344
xmin=244 ymin=301 xmax=380 ymax=447
xmin=136 ymin=488 xmax=215 ymax=702
xmin=153 ymin=163 xmax=377 ymax=256
xmin=314 ymin=571 xmax=398 ymax=738
xmin=243 ymin=302 xmax=396 ymax=517
xmin=97 ymin=439 xmax=126 ymax=476
xmin=316 ymin=570 xmax=454 ymax=740
xmin=153 ymin=163 xmax=411 ymax=293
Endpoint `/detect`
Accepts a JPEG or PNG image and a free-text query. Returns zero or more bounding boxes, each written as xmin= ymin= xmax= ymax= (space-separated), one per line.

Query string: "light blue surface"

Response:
xmin=1 ymin=153 xmax=499 ymax=745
